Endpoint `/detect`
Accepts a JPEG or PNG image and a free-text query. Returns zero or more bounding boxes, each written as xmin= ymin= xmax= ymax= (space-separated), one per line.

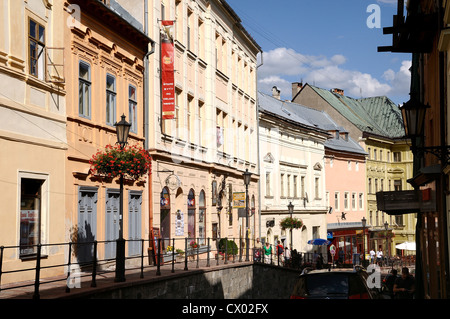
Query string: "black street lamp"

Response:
xmin=361 ymin=217 xmax=366 ymax=267
xmin=114 ymin=114 xmax=131 ymax=282
xmin=400 ymin=98 xmax=450 ymax=163
xmin=384 ymin=221 xmax=389 ymax=264
xmin=287 ymin=202 xmax=294 ymax=251
xmin=243 ymin=169 xmax=251 ymax=261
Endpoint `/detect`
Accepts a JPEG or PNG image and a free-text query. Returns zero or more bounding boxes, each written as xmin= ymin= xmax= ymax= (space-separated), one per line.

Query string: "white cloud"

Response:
xmin=257 ymin=47 xmax=411 ymax=103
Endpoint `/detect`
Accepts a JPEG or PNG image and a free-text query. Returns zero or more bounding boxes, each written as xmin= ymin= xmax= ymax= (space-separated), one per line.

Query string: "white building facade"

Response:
xmin=258 ymin=91 xmax=329 ymax=255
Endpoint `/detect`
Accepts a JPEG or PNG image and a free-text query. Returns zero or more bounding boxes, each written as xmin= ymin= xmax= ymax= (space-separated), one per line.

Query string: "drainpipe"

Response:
xmin=256 ymin=51 xmax=263 ymax=241
xmin=143 ymin=0 xmax=156 ymax=240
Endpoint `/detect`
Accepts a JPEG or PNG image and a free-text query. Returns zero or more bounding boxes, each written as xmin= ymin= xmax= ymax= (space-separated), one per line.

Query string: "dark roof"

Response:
xmin=306 ymin=84 xmax=405 ymax=139
xmin=258 ymin=92 xmax=367 ymax=156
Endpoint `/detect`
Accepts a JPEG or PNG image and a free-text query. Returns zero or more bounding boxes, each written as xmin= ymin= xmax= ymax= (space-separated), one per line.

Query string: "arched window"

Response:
xmin=160 ymin=187 xmax=171 ymax=250
xmin=188 ymin=189 xmax=195 ymax=239
xmin=199 ymin=190 xmax=206 ymax=245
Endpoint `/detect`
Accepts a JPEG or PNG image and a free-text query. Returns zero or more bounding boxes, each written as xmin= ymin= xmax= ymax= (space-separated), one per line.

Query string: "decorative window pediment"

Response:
xmin=263 ymin=152 xmax=275 ymax=163
xmin=313 ymin=162 xmax=323 ymax=171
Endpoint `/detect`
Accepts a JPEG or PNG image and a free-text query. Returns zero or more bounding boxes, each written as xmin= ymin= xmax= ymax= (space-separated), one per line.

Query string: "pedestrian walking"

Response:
xmin=263 ymin=241 xmax=272 ymax=264
xmin=254 ymin=238 xmax=262 ymax=262
xmin=284 ymin=246 xmax=291 ymax=266
xmin=370 ymin=249 xmax=375 ymax=264
xmin=376 ymin=248 xmax=383 ymax=266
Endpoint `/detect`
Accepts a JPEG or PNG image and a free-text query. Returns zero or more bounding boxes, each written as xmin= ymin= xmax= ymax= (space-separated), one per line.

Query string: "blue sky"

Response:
xmin=226 ymin=0 xmax=411 ymax=105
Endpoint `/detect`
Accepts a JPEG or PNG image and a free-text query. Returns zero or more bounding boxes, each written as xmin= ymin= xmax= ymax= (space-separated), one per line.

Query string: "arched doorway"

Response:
xmin=188 ymin=189 xmax=195 ymax=239
xmin=198 ymin=190 xmax=206 ymax=245
xmin=160 ymin=187 xmax=170 ymax=250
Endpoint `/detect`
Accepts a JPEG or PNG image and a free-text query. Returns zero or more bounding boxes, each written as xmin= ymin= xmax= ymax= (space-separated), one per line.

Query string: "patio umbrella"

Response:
xmin=308 ymin=238 xmax=330 ymax=246
xmin=395 ymin=242 xmax=416 ymax=251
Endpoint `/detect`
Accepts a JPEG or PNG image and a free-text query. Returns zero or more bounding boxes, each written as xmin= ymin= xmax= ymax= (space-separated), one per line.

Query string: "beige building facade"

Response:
xmin=0 ymin=0 xmax=67 ymax=284
xmin=146 ymin=0 xmax=261 ymax=255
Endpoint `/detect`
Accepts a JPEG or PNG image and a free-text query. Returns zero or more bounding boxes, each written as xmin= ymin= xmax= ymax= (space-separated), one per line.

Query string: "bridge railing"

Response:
xmin=0 ymin=238 xmax=314 ymax=299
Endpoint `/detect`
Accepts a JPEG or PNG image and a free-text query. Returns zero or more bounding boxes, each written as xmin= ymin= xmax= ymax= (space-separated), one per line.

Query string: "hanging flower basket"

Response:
xmin=89 ymin=144 xmax=152 ymax=180
xmin=280 ymin=217 xmax=303 ymax=230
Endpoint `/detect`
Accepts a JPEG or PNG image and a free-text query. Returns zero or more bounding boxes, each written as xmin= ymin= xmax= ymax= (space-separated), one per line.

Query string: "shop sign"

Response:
xmin=233 ymin=192 xmax=245 ymax=208
xmin=165 ymin=173 xmax=181 ymax=191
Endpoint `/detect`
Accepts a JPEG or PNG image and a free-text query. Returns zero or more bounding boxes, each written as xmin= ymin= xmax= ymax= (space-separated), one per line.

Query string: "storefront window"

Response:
xmin=20 ymin=178 xmax=44 ymax=257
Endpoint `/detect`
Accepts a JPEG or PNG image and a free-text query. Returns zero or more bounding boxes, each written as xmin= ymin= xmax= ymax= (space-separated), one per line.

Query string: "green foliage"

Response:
xmin=218 ymin=238 xmax=238 ymax=255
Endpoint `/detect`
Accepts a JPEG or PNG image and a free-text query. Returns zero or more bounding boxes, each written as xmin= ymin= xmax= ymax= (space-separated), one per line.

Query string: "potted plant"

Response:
xmin=218 ymin=238 xmax=238 ymax=259
xmin=176 ymin=249 xmax=185 ymax=262
xmin=279 ymin=217 xmax=303 ymax=230
xmin=89 ymin=143 xmax=152 ymax=180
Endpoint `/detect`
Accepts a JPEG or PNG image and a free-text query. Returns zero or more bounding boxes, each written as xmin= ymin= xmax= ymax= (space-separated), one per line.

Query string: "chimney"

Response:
xmin=272 ymin=86 xmax=281 ymax=100
xmin=292 ymin=82 xmax=303 ymax=99
xmin=332 ymin=88 xmax=344 ymax=96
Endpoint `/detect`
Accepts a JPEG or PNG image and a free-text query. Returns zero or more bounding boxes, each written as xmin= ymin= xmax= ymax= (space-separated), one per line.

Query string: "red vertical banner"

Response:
xmin=161 ymin=21 xmax=175 ymax=120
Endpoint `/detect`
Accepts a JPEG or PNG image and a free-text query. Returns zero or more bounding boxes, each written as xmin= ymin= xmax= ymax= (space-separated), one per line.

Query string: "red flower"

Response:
xmin=89 ymin=143 xmax=152 ymax=180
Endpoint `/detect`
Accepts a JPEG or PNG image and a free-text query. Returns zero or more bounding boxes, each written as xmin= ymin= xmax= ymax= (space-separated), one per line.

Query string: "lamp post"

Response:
xmin=114 ymin=114 xmax=131 ymax=282
xmin=288 ymin=202 xmax=294 ymax=251
xmin=361 ymin=217 xmax=366 ymax=267
xmin=243 ymin=169 xmax=251 ymax=261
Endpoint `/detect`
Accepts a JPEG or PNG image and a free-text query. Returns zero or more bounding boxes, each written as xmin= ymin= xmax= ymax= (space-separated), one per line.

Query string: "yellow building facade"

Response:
xmin=364 ymin=133 xmax=416 ymax=255
xmin=63 ymin=0 xmax=153 ymax=267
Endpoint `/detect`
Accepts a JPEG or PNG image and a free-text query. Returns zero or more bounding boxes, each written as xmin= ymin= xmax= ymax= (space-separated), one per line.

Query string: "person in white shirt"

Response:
xmin=376 ymin=248 xmax=383 ymax=266
xmin=370 ymin=249 xmax=375 ymax=264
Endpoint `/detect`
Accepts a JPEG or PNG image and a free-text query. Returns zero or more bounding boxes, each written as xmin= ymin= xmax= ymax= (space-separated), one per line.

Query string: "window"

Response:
xmin=314 ymin=177 xmax=320 ymax=199
xmin=106 ymin=74 xmax=116 ymax=126
xmin=129 ymin=85 xmax=137 ymax=133
xmin=20 ymin=178 xmax=45 ymax=257
xmin=199 ymin=190 xmax=206 ymax=245
xmin=29 ymin=19 xmax=45 ymax=80
xmin=79 ymin=61 xmax=91 ymax=118
xmin=301 ymin=176 xmax=305 ymax=198
xmin=344 ymin=192 xmax=349 ymax=210
xmin=352 ymin=193 xmax=356 ymax=210
xmin=280 ymin=174 xmax=285 ymax=197
xmin=287 ymin=174 xmax=291 ymax=197
xmin=359 ymin=193 xmax=364 ymax=210
xmin=334 ymin=192 xmax=340 ymax=210
xmin=197 ymin=102 xmax=203 ymax=146
xmin=393 ymin=152 xmax=401 ymax=162
xmin=394 ymin=180 xmax=402 ymax=191
xmin=265 ymin=172 xmax=271 ymax=196
xmin=293 ymin=175 xmax=298 ymax=198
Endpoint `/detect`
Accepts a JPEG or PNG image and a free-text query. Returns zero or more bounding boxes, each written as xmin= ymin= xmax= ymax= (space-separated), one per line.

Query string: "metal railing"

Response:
xmin=0 ymin=238 xmax=320 ymax=299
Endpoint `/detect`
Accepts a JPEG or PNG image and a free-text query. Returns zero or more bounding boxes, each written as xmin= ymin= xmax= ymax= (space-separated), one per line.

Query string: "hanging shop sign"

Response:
xmin=165 ymin=173 xmax=181 ymax=191
xmin=161 ymin=20 xmax=175 ymax=120
xmin=233 ymin=192 xmax=245 ymax=208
